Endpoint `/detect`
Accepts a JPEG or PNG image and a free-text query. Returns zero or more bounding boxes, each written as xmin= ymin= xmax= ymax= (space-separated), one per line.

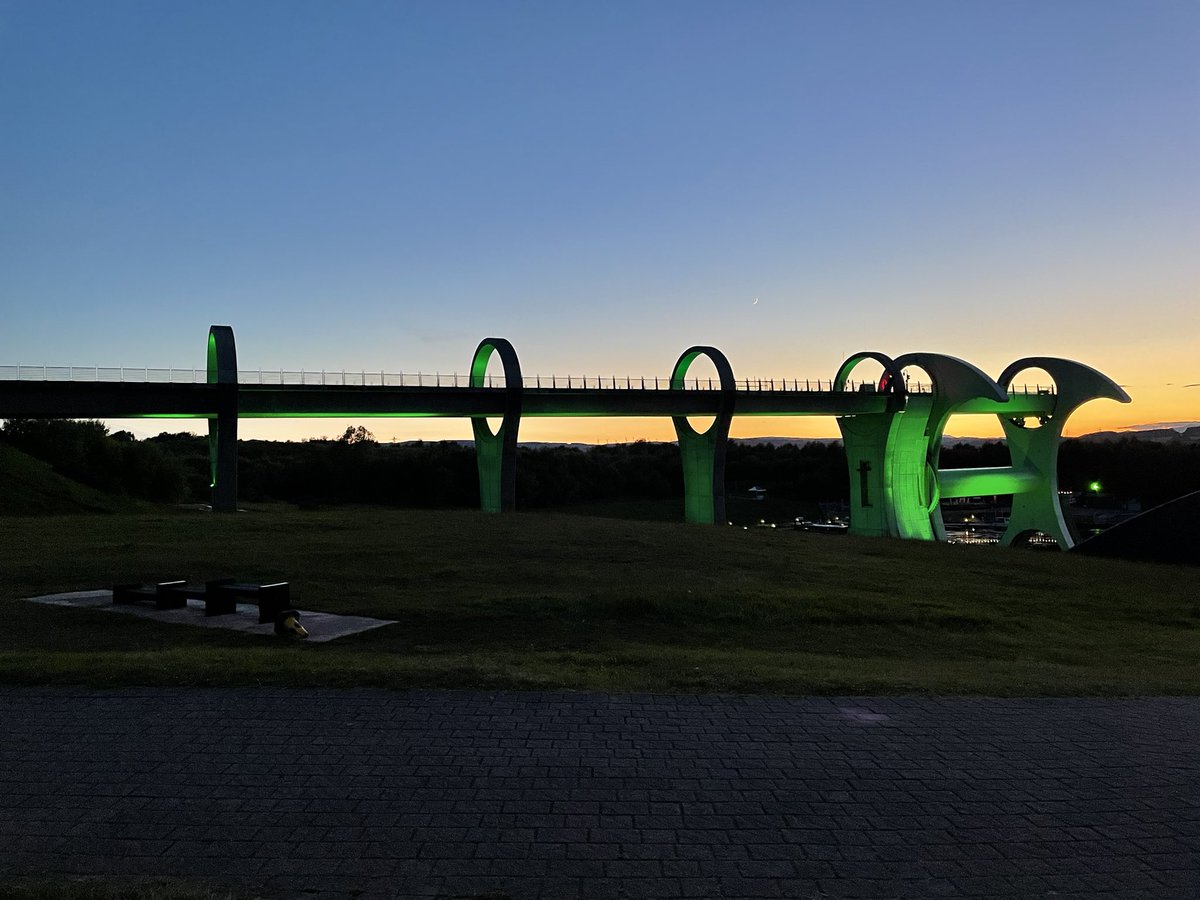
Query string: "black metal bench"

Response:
xmin=156 ymin=579 xmax=243 ymax=617
xmin=113 ymin=579 xmax=293 ymax=624
xmin=112 ymin=581 xmax=187 ymax=610
xmin=208 ymin=581 xmax=293 ymax=624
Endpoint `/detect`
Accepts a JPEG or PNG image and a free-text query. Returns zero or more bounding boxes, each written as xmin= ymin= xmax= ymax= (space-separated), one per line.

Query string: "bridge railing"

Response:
xmin=0 ymin=364 xmax=1053 ymax=395
xmin=0 ymin=365 xmax=209 ymax=383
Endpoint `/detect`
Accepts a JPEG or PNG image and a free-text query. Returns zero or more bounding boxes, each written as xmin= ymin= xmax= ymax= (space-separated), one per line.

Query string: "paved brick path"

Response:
xmin=0 ymin=688 xmax=1196 ymax=899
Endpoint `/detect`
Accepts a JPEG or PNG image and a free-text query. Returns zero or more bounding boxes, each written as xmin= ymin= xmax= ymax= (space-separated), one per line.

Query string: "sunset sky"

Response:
xmin=2 ymin=1 xmax=1196 ymax=444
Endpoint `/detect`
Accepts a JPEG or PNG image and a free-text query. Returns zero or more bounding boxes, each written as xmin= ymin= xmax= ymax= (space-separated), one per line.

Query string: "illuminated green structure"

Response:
xmin=0 ymin=326 xmax=1130 ymax=548
xmin=671 ymin=347 xmax=736 ymax=526
xmin=832 ymin=351 xmax=1129 ymax=547
xmin=960 ymin=357 xmax=1130 ymax=547
xmin=470 ymin=338 xmax=522 ymax=514
xmin=207 ymin=325 xmax=238 ymax=514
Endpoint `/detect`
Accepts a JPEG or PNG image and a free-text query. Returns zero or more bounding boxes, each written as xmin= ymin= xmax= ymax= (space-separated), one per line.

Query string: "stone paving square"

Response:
xmin=0 ymin=688 xmax=1196 ymax=898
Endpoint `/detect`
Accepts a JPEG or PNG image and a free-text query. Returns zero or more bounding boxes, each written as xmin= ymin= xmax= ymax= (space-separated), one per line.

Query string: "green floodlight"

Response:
xmin=1089 ymin=480 xmax=1103 ymax=493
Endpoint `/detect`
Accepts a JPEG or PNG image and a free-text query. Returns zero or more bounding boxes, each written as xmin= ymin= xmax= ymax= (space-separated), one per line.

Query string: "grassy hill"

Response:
xmin=0 ymin=443 xmax=146 ymax=515
xmin=0 ymin=506 xmax=1195 ymax=695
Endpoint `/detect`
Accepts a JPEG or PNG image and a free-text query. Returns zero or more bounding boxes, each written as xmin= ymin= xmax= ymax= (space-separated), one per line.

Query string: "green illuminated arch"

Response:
xmin=890 ymin=353 xmax=1007 ymax=540
xmin=207 ymin=326 xmax=237 ymax=385
xmin=671 ymin=346 xmax=735 ymax=525
xmin=470 ymin=337 xmax=522 ymax=513
xmin=833 ymin=352 xmax=906 ymax=537
xmin=833 ymin=351 xmax=908 ymax=402
xmin=991 ymin=357 xmax=1130 ymax=548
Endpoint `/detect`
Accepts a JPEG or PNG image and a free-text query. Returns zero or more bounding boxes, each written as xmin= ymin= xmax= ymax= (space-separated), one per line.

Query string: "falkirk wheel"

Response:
xmin=0 ymin=326 xmax=1130 ymax=550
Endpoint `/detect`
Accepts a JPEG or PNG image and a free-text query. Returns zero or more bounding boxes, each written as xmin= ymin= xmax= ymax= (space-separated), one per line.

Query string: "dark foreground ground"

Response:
xmin=0 ymin=688 xmax=1196 ymax=899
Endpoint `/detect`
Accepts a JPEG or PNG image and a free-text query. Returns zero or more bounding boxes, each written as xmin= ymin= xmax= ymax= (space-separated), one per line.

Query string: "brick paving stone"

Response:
xmin=0 ymin=688 xmax=1196 ymax=898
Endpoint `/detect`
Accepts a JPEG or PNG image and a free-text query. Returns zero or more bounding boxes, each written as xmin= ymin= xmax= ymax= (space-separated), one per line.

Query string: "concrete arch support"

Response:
xmin=471 ymin=338 xmax=523 ymax=513
xmin=891 ymin=353 xmax=1007 ymax=540
xmin=995 ymin=358 xmax=1130 ymax=549
xmin=671 ymin=347 xmax=736 ymax=525
xmin=206 ymin=325 xmax=239 ymax=513
xmin=833 ymin=352 xmax=907 ymax=538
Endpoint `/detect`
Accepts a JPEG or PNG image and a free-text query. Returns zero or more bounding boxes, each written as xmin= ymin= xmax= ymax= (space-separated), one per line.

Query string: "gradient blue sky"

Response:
xmin=2 ymin=0 xmax=1197 ymax=442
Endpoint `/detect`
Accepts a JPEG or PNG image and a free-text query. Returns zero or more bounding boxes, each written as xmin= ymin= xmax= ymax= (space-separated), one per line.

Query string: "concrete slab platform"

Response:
xmin=25 ymin=590 xmax=396 ymax=642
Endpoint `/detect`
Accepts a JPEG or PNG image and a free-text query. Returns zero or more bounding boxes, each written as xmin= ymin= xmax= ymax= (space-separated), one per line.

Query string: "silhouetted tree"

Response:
xmin=8 ymin=422 xmax=1196 ymax=515
xmin=1 ymin=419 xmax=186 ymax=502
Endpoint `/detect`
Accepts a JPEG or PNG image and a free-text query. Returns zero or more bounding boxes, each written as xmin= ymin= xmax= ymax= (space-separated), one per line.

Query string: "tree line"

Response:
xmin=2 ymin=419 xmax=1198 ymax=511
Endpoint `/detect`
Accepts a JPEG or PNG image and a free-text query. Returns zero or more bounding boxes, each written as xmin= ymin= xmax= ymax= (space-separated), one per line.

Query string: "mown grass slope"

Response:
xmin=0 ymin=443 xmax=145 ymax=515
xmin=0 ymin=506 xmax=1195 ymax=694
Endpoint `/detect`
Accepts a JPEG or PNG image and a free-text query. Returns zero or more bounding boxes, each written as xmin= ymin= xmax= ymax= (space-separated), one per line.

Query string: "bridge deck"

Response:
xmin=0 ymin=381 xmax=1056 ymax=420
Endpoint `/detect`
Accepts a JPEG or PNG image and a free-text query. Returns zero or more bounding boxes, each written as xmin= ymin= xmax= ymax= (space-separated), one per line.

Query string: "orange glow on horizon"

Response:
xmin=107 ymin=386 xmax=1195 ymax=445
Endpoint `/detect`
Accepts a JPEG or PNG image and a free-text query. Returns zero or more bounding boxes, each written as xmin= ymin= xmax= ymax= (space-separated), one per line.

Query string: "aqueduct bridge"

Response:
xmin=0 ymin=326 xmax=1130 ymax=549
